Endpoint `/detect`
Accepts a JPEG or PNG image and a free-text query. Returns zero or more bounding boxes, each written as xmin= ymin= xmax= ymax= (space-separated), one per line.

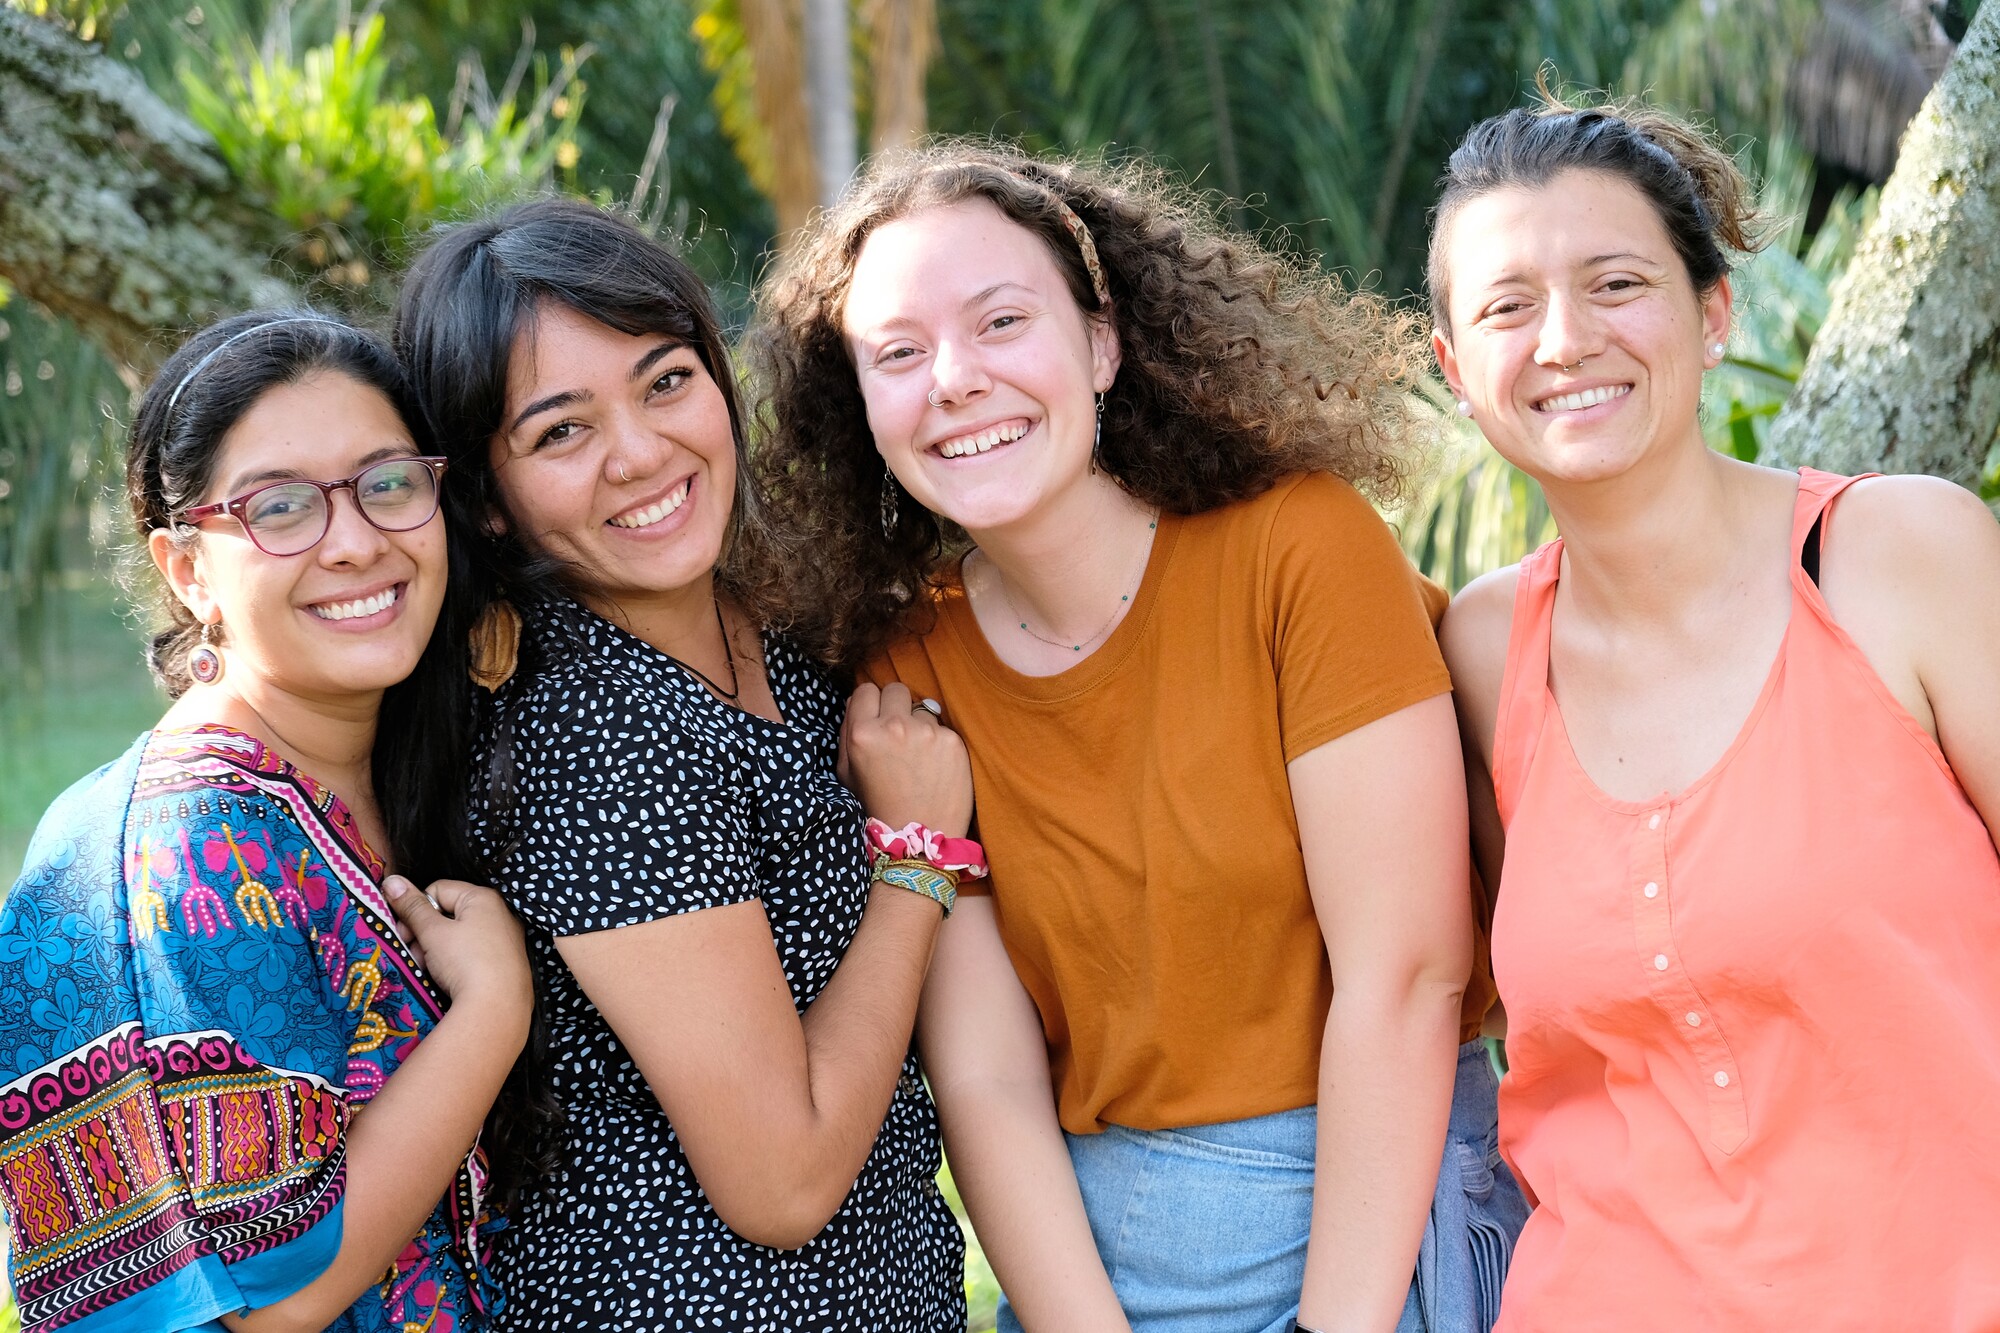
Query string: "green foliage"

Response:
xmin=927 ymin=0 xmax=1813 ymax=298
xmin=0 ymin=297 xmax=131 ymax=692
xmin=0 ymin=1291 xmax=16 ymax=1333
xmin=1704 ymin=134 xmax=1878 ymax=462
xmin=177 ymin=10 xmax=587 ymax=308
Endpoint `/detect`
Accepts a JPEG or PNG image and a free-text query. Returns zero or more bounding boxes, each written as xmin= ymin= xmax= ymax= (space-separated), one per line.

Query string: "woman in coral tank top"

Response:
xmin=1430 ymin=90 xmax=2000 ymax=1331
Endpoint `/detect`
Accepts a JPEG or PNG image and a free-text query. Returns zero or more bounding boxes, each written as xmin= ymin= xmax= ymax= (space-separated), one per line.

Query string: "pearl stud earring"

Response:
xmin=1709 ymin=342 xmax=1726 ymax=359
xmin=1456 ymin=400 xmax=1473 ymax=417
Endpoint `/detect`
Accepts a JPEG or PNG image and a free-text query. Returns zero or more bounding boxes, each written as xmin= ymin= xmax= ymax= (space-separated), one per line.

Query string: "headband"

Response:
xmin=1003 ymin=170 xmax=1111 ymax=308
xmin=164 ymin=315 xmax=354 ymax=416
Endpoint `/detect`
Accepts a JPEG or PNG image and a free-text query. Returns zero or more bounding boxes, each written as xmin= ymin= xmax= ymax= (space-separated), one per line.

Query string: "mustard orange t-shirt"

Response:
xmin=866 ymin=472 xmax=1495 ymax=1135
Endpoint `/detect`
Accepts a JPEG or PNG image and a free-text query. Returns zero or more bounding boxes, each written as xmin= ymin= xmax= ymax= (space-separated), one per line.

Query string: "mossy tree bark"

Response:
xmin=0 ymin=9 xmax=291 ymax=378
xmin=1769 ymin=0 xmax=2000 ymax=484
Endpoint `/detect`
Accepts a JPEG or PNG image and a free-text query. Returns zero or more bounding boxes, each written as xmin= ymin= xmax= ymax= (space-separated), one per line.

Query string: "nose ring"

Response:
xmin=927 ymin=389 xmax=944 ymax=409
xmin=617 ymin=461 xmax=632 ymax=483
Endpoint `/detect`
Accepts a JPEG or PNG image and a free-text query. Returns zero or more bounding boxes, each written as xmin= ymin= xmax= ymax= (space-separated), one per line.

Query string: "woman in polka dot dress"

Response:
xmin=393 ymin=200 xmax=969 ymax=1332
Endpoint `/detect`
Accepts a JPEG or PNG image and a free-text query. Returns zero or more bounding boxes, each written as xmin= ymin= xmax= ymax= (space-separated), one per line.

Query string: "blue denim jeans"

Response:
xmin=996 ymin=1041 xmax=1527 ymax=1333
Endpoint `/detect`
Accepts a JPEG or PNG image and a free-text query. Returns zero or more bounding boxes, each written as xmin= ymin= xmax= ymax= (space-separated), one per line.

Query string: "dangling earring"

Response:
xmin=1089 ymin=392 xmax=1105 ymax=476
xmin=188 ymin=622 xmax=223 ymax=685
xmin=880 ymin=470 xmax=900 ymax=538
xmin=468 ymin=600 xmax=522 ymax=692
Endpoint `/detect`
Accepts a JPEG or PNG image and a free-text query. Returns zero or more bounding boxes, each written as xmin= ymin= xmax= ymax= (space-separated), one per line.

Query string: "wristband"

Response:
xmin=871 ymin=855 xmax=957 ymax=916
xmin=864 ymin=818 xmax=989 ymax=880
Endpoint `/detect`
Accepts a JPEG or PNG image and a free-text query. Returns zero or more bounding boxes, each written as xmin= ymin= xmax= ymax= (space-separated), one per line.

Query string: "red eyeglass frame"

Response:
xmin=177 ymin=456 xmax=450 ymax=556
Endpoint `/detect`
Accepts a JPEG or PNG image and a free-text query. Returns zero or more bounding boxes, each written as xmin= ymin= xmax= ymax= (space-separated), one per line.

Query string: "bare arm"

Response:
xmin=1823 ymin=475 xmax=2000 ymax=846
xmin=1293 ymin=694 xmax=1475 ymax=1333
xmin=225 ymin=880 xmax=532 ymax=1333
xmin=553 ymin=682 xmax=971 ymax=1250
xmin=917 ymin=899 xmax=1132 ymax=1333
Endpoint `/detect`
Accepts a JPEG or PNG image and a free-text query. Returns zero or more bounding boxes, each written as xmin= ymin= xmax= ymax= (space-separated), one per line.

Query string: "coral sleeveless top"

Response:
xmin=1489 ymin=470 xmax=2000 ymax=1331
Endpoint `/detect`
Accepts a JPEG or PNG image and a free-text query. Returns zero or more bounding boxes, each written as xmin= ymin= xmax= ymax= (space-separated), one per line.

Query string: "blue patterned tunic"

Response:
xmin=0 ymin=726 xmax=501 ymax=1333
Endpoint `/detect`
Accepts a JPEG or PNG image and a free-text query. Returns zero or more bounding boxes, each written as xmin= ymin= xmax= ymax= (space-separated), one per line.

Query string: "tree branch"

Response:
xmin=0 ymin=9 xmax=291 ymax=377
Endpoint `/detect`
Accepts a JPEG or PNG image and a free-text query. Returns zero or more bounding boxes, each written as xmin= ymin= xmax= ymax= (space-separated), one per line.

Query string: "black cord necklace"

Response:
xmin=669 ymin=596 xmax=741 ymax=702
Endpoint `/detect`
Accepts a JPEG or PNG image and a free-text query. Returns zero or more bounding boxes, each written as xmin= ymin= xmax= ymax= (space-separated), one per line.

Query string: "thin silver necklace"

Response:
xmin=989 ymin=512 xmax=1158 ymax=654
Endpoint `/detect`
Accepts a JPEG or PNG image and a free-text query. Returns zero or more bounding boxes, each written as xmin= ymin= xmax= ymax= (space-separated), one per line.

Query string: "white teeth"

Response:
xmin=609 ymin=478 xmax=691 ymax=528
xmin=938 ymin=422 xmax=1028 ymax=458
xmin=1540 ymin=384 xmax=1630 ymax=413
xmin=310 ymin=586 xmax=399 ymax=622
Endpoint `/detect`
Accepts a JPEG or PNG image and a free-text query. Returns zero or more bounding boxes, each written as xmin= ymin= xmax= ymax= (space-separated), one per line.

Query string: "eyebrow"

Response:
xmin=961 ymin=282 xmax=1031 ymax=310
xmin=221 ymin=443 xmax=414 ymax=495
xmin=506 ymin=338 xmax=689 ymax=437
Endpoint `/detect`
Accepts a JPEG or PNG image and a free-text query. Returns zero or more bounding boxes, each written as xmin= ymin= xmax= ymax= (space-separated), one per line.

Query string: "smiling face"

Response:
xmin=1434 ymin=168 xmax=1731 ymax=487
xmin=842 ymin=197 xmax=1120 ymax=533
xmin=489 ymin=301 xmax=737 ymax=610
xmin=153 ymin=372 xmax=447 ymax=703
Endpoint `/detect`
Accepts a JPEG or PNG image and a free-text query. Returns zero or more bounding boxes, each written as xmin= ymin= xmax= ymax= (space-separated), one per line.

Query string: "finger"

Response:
xmin=846 ymin=682 xmax=882 ymax=728
xmin=424 ymin=879 xmax=488 ymax=917
xmin=878 ymin=682 xmax=913 ymax=721
xmin=835 ymin=732 xmax=854 ymax=787
xmin=385 ymin=874 xmax=444 ymax=941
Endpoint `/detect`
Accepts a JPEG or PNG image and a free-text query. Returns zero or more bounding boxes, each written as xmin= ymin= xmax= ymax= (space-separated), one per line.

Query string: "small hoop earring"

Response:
xmin=188 ymin=621 xmax=223 ymax=686
xmin=1089 ymin=392 xmax=1105 ymax=476
xmin=617 ymin=461 xmax=632 ymax=483
xmin=880 ymin=470 xmax=900 ymax=538
xmin=927 ymin=389 xmax=944 ymax=409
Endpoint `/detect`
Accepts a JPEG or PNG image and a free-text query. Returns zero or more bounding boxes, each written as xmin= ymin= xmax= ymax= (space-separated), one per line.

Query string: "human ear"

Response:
xmin=1087 ymin=306 xmax=1123 ymax=393
xmin=1434 ymin=328 xmax=1466 ymax=403
xmin=1701 ymin=276 xmax=1733 ymax=365
xmin=149 ymin=526 xmax=220 ymax=629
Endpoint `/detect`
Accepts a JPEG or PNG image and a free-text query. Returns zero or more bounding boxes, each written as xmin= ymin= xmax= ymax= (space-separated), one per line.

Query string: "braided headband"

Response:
xmin=1004 ymin=170 xmax=1111 ymax=308
xmin=164 ymin=315 xmax=354 ymax=416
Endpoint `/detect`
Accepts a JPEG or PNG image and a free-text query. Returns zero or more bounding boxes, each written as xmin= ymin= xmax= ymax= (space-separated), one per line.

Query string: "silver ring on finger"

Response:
xmin=912 ymin=697 xmax=943 ymax=719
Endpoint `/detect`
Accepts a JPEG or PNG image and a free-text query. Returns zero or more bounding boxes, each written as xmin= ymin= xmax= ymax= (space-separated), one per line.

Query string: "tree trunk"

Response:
xmin=1768 ymin=0 xmax=2000 ymax=484
xmin=865 ymin=0 xmax=935 ymax=155
xmin=0 ymin=9 xmax=291 ymax=378
xmin=738 ymin=0 xmax=823 ymax=239
xmin=802 ymin=0 xmax=857 ymax=206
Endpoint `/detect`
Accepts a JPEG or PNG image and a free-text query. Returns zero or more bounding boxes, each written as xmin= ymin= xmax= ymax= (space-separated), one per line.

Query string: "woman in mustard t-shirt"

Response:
xmin=751 ymin=144 xmax=1527 ymax=1333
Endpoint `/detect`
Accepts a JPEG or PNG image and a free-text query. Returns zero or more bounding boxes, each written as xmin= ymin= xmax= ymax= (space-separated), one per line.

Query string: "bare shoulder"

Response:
xmin=1833 ymin=474 xmax=2000 ymax=579
xmin=1440 ymin=564 xmax=1523 ymax=699
xmin=1439 ymin=563 xmax=1522 ymax=768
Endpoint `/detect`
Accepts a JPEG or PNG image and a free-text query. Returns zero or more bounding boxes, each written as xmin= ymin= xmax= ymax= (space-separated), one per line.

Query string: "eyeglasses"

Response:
xmin=178 ymin=457 xmax=449 ymax=557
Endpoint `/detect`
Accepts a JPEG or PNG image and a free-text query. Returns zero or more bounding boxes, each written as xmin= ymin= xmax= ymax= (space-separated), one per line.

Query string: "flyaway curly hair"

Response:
xmin=748 ymin=139 xmax=1439 ymax=670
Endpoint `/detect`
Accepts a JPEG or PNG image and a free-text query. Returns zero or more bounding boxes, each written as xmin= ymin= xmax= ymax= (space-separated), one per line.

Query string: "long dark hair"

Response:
xmin=748 ymin=140 xmax=1438 ymax=669
xmin=126 ymin=308 xmax=553 ymax=1209
xmin=392 ymin=198 xmax=788 ymax=845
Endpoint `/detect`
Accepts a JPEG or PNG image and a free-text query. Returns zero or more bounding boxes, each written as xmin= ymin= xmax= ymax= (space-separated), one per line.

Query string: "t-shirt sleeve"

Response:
xmin=1266 ymin=472 xmax=1454 ymax=763
xmin=492 ymin=669 xmax=762 ymax=936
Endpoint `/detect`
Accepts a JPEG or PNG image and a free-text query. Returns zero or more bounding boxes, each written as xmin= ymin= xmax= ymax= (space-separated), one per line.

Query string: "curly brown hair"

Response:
xmin=747 ymin=139 xmax=1439 ymax=669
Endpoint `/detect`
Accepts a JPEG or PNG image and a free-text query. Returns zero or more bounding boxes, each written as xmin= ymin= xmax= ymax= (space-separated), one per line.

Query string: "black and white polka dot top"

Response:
xmin=467 ymin=600 xmax=964 ymax=1333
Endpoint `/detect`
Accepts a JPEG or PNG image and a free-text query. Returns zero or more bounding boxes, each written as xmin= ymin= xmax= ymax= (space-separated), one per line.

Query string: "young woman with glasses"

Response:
xmin=0 ymin=312 xmax=533 ymax=1333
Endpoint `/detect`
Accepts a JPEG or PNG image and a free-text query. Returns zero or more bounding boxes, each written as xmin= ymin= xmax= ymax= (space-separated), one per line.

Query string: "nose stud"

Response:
xmin=927 ymin=389 xmax=945 ymax=408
